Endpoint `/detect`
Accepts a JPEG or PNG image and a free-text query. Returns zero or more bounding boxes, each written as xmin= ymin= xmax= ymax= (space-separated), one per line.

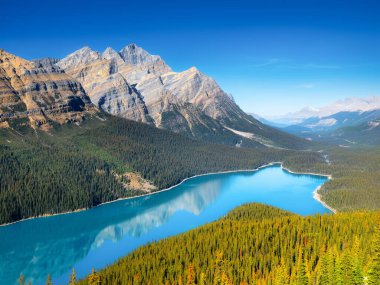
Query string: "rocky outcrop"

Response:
xmin=56 ymin=44 xmax=268 ymax=145
xmin=0 ymin=49 xmax=93 ymax=129
xmin=55 ymin=44 xmax=306 ymax=148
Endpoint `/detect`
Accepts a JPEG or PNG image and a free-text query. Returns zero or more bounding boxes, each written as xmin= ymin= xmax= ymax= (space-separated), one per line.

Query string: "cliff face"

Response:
xmin=0 ymin=45 xmax=306 ymax=148
xmin=0 ymin=49 xmax=93 ymax=129
xmin=57 ymin=44 xmax=288 ymax=147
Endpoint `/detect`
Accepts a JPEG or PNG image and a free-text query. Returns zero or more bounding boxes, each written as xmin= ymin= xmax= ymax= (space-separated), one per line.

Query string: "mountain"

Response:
xmin=0 ymin=113 xmax=320 ymax=225
xmin=282 ymin=109 xmax=380 ymax=145
xmin=0 ymin=49 xmax=93 ymax=130
xmin=56 ymin=44 xmax=307 ymax=149
xmin=0 ymin=46 xmax=306 ymax=149
xmin=267 ymin=96 xmax=380 ymax=126
xmin=249 ymin=113 xmax=289 ymax=128
xmin=257 ymin=96 xmax=380 ymax=146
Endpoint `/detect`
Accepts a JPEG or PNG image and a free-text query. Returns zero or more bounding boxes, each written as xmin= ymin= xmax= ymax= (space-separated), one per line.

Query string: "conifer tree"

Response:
xmin=317 ymin=254 xmax=329 ymax=285
xmin=368 ymin=219 xmax=380 ymax=285
xmin=333 ymin=254 xmax=344 ymax=285
xmin=18 ymin=274 xmax=25 ymax=285
xmin=296 ymin=252 xmax=309 ymax=285
xmin=88 ymin=268 xmax=100 ymax=285
xmin=186 ymin=264 xmax=195 ymax=285
xmin=199 ymin=272 xmax=205 ymax=285
xmin=45 ymin=274 xmax=53 ymax=285
xmin=69 ymin=269 xmax=77 ymax=285
xmin=275 ymin=263 xmax=289 ymax=285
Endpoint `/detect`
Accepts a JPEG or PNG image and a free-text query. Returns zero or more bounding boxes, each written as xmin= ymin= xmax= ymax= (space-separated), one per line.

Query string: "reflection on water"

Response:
xmin=0 ymin=165 xmax=329 ymax=285
xmin=92 ymin=179 xmax=221 ymax=246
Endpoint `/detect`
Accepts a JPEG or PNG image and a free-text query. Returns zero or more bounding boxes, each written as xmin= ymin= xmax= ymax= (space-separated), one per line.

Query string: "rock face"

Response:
xmin=0 ymin=49 xmax=93 ymax=129
xmin=57 ymin=43 xmax=304 ymax=148
xmin=0 ymin=45 xmax=305 ymax=148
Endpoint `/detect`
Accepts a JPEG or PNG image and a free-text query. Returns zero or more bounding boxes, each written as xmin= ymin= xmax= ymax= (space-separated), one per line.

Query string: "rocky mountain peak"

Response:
xmin=102 ymin=47 xmax=121 ymax=60
xmin=188 ymin=66 xmax=199 ymax=72
xmin=53 ymin=44 xmax=305 ymax=149
xmin=57 ymin=46 xmax=100 ymax=70
xmin=119 ymin=43 xmax=161 ymax=65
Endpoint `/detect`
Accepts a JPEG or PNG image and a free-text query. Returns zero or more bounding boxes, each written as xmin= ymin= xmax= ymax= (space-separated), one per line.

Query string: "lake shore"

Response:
xmin=279 ymin=164 xmax=337 ymax=214
xmin=0 ymin=161 xmax=334 ymax=227
xmin=312 ymin=186 xmax=337 ymax=214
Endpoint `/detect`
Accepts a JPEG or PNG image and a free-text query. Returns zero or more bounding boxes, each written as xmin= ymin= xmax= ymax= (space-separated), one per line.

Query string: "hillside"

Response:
xmin=76 ymin=203 xmax=380 ymax=285
xmin=283 ymin=146 xmax=380 ymax=212
xmin=0 ymin=49 xmax=94 ymax=130
xmin=0 ymin=115 xmax=319 ymax=225
xmin=281 ymin=109 xmax=380 ymax=146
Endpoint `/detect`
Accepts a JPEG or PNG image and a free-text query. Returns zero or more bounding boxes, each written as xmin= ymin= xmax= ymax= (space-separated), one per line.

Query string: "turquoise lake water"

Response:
xmin=0 ymin=164 xmax=330 ymax=285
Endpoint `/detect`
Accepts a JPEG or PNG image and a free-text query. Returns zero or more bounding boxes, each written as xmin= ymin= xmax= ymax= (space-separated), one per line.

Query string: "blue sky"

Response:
xmin=1 ymin=0 xmax=380 ymax=116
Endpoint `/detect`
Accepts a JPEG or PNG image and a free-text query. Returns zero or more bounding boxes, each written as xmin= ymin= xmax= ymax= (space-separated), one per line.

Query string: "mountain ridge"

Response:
xmin=266 ymin=96 xmax=380 ymax=125
xmin=55 ymin=43 xmax=307 ymax=149
xmin=0 ymin=49 xmax=94 ymax=130
xmin=0 ymin=45 xmax=308 ymax=149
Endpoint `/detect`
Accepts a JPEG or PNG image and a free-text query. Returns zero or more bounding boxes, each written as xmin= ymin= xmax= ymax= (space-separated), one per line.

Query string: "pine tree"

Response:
xmin=18 ymin=274 xmax=25 ymax=285
xmin=275 ymin=263 xmax=289 ymax=285
xmin=186 ymin=264 xmax=195 ymax=285
xmin=45 ymin=274 xmax=53 ymax=285
xmin=368 ymin=219 xmax=380 ymax=285
xmin=351 ymin=238 xmax=364 ymax=285
xmin=297 ymin=252 xmax=309 ymax=285
xmin=199 ymin=272 xmax=206 ymax=285
xmin=333 ymin=254 xmax=344 ymax=285
xmin=178 ymin=275 xmax=183 ymax=285
xmin=88 ymin=268 xmax=100 ymax=285
xmin=318 ymin=253 xmax=329 ymax=285
xmin=69 ymin=269 xmax=77 ymax=285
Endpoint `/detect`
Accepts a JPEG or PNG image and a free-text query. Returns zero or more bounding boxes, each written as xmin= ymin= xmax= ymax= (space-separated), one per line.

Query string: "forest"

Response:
xmin=20 ymin=203 xmax=378 ymax=285
xmin=3 ymin=115 xmax=380 ymax=285
xmin=0 ymin=116 xmax=322 ymax=225
xmin=2 ymin=114 xmax=380 ymax=224
xmin=284 ymin=146 xmax=380 ymax=212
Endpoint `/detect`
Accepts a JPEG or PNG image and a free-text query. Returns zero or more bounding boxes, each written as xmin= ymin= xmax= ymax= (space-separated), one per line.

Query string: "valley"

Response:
xmin=1 ymin=39 xmax=379 ymax=285
xmin=0 ymin=165 xmax=329 ymax=285
xmin=2 ymin=0 xmax=380 ymax=284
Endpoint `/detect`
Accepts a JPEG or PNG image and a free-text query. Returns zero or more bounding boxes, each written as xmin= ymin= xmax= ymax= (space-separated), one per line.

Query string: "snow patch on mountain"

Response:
xmin=267 ymin=96 xmax=380 ymax=125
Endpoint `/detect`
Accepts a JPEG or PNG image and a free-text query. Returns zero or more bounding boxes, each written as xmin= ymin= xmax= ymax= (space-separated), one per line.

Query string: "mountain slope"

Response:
xmin=268 ymin=96 xmax=380 ymax=126
xmin=77 ymin=204 xmax=379 ymax=285
xmin=57 ymin=44 xmax=308 ymax=149
xmin=0 ymin=49 xmax=93 ymax=130
xmin=282 ymin=109 xmax=380 ymax=145
xmin=0 ymin=115 xmax=319 ymax=224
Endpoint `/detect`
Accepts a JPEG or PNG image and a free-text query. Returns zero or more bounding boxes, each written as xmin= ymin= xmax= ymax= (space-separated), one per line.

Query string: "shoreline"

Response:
xmin=279 ymin=164 xmax=336 ymax=214
xmin=0 ymin=161 xmax=335 ymax=227
xmin=312 ymin=186 xmax=337 ymax=214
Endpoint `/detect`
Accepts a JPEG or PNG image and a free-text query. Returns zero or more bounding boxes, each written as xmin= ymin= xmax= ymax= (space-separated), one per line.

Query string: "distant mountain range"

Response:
xmin=255 ymin=97 xmax=380 ymax=146
xmin=267 ymin=97 xmax=380 ymax=126
xmin=0 ymin=45 xmax=306 ymax=149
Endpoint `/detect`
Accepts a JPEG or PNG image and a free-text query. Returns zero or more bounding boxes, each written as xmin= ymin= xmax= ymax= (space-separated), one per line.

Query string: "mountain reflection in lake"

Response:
xmin=0 ymin=165 xmax=329 ymax=285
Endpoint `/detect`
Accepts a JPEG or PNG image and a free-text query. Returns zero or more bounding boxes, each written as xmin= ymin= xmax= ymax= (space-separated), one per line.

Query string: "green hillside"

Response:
xmin=76 ymin=203 xmax=380 ymax=285
xmin=0 ymin=115 xmax=320 ymax=225
xmin=284 ymin=146 xmax=380 ymax=212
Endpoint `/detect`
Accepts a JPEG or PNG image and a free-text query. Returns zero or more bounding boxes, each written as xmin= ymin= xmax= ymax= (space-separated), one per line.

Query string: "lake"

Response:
xmin=0 ymin=164 xmax=330 ymax=285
